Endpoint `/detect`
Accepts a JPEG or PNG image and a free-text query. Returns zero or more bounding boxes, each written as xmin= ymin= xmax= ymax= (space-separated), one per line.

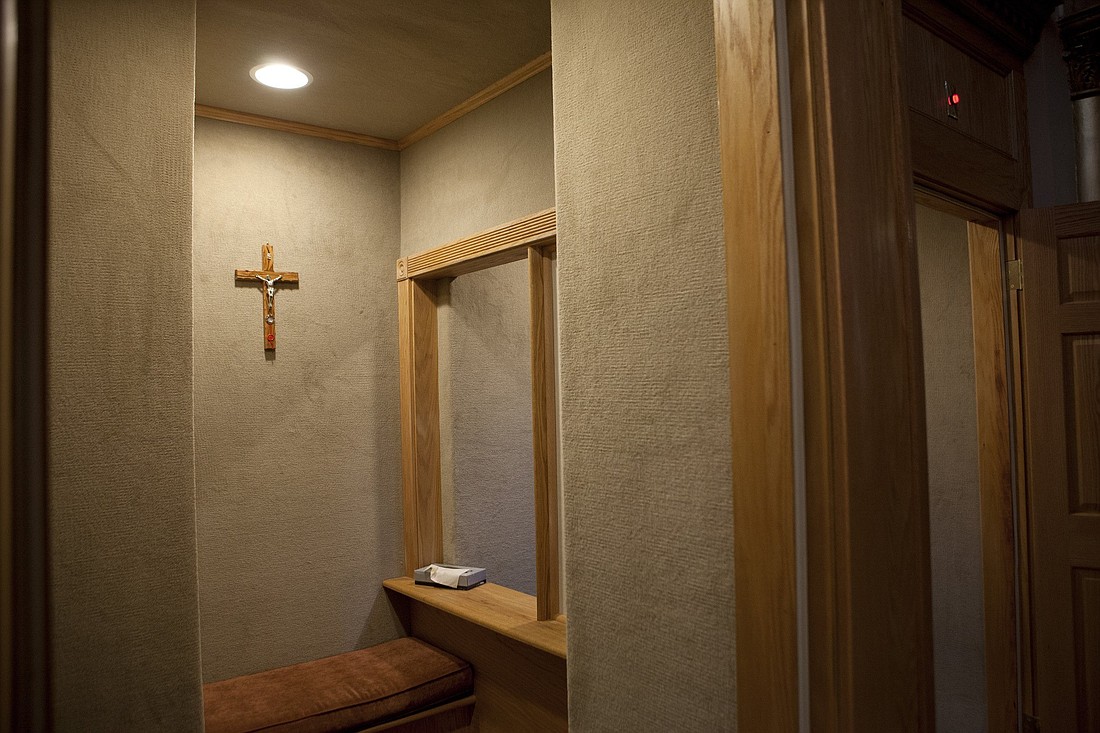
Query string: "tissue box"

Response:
xmin=414 ymin=564 xmax=487 ymax=590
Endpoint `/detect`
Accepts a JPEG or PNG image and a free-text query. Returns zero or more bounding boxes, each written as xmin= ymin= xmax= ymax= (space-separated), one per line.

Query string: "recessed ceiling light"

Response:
xmin=250 ymin=63 xmax=312 ymax=90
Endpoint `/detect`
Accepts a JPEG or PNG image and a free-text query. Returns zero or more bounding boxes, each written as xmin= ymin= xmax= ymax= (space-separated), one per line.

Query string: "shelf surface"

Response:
xmin=383 ymin=577 xmax=566 ymax=659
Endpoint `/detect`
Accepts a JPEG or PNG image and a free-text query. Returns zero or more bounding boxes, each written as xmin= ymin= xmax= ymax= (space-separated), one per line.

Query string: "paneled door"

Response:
xmin=1020 ymin=202 xmax=1100 ymax=732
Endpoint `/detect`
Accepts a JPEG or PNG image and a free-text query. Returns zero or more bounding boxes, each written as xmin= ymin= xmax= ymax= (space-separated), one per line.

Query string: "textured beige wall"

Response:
xmin=193 ymin=119 xmax=405 ymax=682
xmin=551 ymin=2 xmax=736 ymax=729
xmin=48 ymin=0 xmax=203 ymax=729
xmin=400 ymin=71 xmax=555 ymax=593
xmin=915 ymin=204 xmax=988 ymax=733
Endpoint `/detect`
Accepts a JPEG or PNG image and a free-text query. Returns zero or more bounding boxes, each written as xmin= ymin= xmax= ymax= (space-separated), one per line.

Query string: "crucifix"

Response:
xmin=234 ymin=243 xmax=299 ymax=350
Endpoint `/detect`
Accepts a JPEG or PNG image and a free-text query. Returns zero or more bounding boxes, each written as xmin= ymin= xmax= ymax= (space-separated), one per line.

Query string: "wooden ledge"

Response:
xmin=383 ymin=577 xmax=566 ymax=659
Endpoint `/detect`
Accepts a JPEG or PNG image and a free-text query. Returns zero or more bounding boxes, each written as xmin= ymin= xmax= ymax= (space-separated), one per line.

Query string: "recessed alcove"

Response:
xmin=191 ymin=2 xmax=561 ymax=726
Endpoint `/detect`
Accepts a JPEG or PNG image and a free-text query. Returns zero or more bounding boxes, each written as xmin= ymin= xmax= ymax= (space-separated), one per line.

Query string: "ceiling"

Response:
xmin=196 ymin=1 xmax=551 ymax=141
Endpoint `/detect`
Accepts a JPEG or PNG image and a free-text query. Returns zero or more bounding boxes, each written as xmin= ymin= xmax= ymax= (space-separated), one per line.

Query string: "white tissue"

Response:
xmin=428 ymin=564 xmax=464 ymax=588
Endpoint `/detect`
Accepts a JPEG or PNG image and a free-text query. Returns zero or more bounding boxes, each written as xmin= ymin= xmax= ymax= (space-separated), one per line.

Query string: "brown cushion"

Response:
xmin=202 ymin=637 xmax=473 ymax=733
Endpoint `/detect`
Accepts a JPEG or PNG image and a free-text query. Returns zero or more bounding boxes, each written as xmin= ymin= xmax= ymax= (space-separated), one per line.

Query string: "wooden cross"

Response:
xmin=234 ymin=243 xmax=299 ymax=350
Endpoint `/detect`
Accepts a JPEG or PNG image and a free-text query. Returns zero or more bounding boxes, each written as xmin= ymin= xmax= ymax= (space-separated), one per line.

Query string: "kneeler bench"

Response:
xmin=203 ymin=637 xmax=475 ymax=733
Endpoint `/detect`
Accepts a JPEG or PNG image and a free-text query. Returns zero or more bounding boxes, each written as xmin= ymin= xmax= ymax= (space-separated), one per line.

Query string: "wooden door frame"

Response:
xmin=1 ymin=0 xmax=51 ymax=731
xmin=715 ymin=0 xmax=935 ymax=729
xmin=915 ymin=189 xmax=1024 ymax=732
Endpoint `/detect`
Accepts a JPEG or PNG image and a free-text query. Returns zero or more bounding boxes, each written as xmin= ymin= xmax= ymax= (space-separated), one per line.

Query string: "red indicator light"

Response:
xmin=266 ymin=334 xmax=275 ymax=342
xmin=950 ymin=93 xmax=960 ymax=105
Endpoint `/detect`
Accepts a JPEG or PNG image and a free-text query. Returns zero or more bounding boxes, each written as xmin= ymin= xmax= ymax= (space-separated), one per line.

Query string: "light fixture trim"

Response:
xmin=250 ymin=63 xmax=312 ymax=90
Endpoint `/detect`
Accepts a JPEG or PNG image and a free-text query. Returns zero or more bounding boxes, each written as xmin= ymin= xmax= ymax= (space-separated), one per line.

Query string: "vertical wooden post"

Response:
xmin=713 ymin=0 xmax=799 ymax=729
xmin=529 ymin=246 xmax=560 ymax=620
xmin=397 ymin=276 xmax=443 ymax=576
xmin=2 ymin=0 xmax=50 ymax=729
xmin=967 ymin=220 xmax=1018 ymax=733
xmin=786 ymin=0 xmax=935 ymax=729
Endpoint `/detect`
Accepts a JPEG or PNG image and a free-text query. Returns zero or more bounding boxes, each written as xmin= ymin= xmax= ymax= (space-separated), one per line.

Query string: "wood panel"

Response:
xmin=398 ymin=279 xmax=443 ymax=575
xmin=967 ymin=220 xmax=1019 ymax=732
xmin=383 ymin=578 xmax=565 ymax=658
xmin=903 ymin=20 xmax=1016 ymax=156
xmin=194 ymin=104 xmax=400 ymax=150
xmin=1064 ymin=335 xmax=1100 ymax=514
xmin=902 ymin=0 xmax=1052 ymax=65
xmin=398 ymin=210 xmax=556 ymax=282
xmin=785 ymin=0 xmax=935 ymax=729
xmin=1058 ymin=235 xmax=1100 ymax=304
xmin=1020 ymin=202 xmax=1100 ymax=732
xmin=527 ymin=247 xmax=560 ymax=621
xmin=386 ymin=583 xmax=567 ymax=733
xmin=901 ymin=3 xmax=1031 ymax=213
xmin=713 ymin=0 xmax=798 ymax=729
xmin=908 ymin=100 xmax=1027 ymax=213
xmin=398 ymin=52 xmax=551 ymax=150
xmin=1074 ymin=569 xmax=1100 ymax=732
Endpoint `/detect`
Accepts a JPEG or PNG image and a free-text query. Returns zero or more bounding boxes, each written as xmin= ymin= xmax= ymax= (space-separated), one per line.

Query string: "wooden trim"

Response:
xmin=910 ymin=111 xmax=1028 ymax=214
xmin=902 ymin=0 xmax=1052 ymax=63
xmin=967 ymin=220 xmax=1019 ymax=733
xmin=398 ymin=52 xmax=551 ymax=150
xmin=1004 ymin=217 xmax=1035 ymax=719
xmin=397 ymin=209 xmax=556 ymax=281
xmin=903 ymin=0 xmax=1021 ymax=72
xmin=397 ymin=213 xmax=560 ymax=619
xmin=387 ymin=582 xmax=567 ymax=731
xmin=193 ymin=104 xmax=401 ymax=151
xmin=196 ymin=54 xmax=552 ymax=154
xmin=713 ymin=0 xmax=800 ymax=729
xmin=384 ymin=577 xmax=566 ymax=659
xmin=785 ymin=0 xmax=935 ymax=729
xmin=1 ymin=0 xmax=15 ymax=726
xmin=528 ymin=246 xmax=560 ymax=621
xmin=398 ymin=278 xmax=443 ymax=576
xmin=3 ymin=0 xmax=50 ymax=730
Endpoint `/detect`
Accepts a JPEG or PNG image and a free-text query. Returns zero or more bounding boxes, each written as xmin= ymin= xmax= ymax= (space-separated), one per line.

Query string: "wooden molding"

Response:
xmin=195 ymin=52 xmax=552 ymax=153
xmin=396 ymin=212 xmax=560 ymax=619
xmin=786 ymin=0 xmax=935 ymax=729
xmin=713 ymin=0 xmax=799 ymax=729
xmin=903 ymin=0 xmax=1056 ymax=61
xmin=397 ymin=209 xmax=556 ymax=281
xmin=528 ymin=246 xmax=560 ymax=621
xmin=967 ymin=220 xmax=1020 ymax=733
xmin=398 ymin=51 xmax=551 ymax=149
xmin=398 ymin=278 xmax=443 ymax=576
xmin=194 ymin=104 xmax=401 ymax=151
xmin=3 ymin=1 xmax=51 ymax=730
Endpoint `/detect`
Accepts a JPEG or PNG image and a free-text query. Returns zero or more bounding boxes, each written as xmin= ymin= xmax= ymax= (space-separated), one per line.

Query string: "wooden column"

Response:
xmin=528 ymin=246 xmax=560 ymax=621
xmin=713 ymin=0 xmax=939 ymax=726
xmin=713 ymin=0 xmax=799 ymax=729
xmin=966 ymin=220 xmax=1018 ymax=732
xmin=397 ymin=277 xmax=442 ymax=576
xmin=792 ymin=0 xmax=934 ymax=728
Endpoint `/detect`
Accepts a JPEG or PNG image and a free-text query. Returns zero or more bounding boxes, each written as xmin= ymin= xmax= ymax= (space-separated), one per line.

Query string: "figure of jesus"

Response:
xmin=256 ymin=274 xmax=282 ymax=313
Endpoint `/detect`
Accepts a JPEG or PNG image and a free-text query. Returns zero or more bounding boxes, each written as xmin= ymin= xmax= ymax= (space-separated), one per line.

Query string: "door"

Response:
xmin=1020 ymin=202 xmax=1100 ymax=732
